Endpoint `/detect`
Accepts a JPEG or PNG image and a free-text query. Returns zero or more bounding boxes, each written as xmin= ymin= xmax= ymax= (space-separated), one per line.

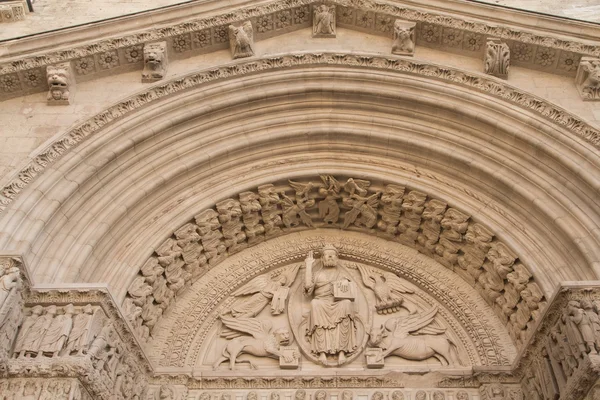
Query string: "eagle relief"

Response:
xmin=208 ymin=244 xmax=464 ymax=370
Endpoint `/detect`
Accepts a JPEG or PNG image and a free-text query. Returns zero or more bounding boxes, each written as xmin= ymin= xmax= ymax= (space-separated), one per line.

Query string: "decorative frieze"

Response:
xmin=2 ymin=52 xmax=600 ymax=215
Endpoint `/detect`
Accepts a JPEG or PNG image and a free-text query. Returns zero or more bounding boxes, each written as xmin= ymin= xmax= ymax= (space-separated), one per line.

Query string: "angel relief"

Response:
xmin=208 ymin=244 xmax=464 ymax=370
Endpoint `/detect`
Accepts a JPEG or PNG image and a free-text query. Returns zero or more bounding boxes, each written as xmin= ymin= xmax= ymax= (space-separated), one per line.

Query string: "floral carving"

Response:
xmin=355 ymin=10 xmax=374 ymax=29
xmin=22 ymin=69 xmax=42 ymax=87
xmin=337 ymin=6 xmax=354 ymax=24
xmin=375 ymin=14 xmax=393 ymax=33
xmin=256 ymin=15 xmax=273 ymax=33
xmin=512 ymin=43 xmax=533 ymax=62
xmin=0 ymin=73 xmax=21 ymax=92
xmin=98 ymin=51 xmax=119 ymax=69
xmin=534 ymin=47 xmax=557 ymax=67
xmin=293 ymin=6 xmax=310 ymax=24
xmin=558 ymin=51 xmax=581 ymax=72
xmin=213 ymin=26 xmax=229 ymax=43
xmin=124 ymin=46 xmax=143 ymax=63
xmin=442 ymin=28 xmax=463 ymax=48
xmin=172 ymin=34 xmax=192 ymax=53
xmin=193 ymin=30 xmax=212 ymax=48
xmin=420 ymin=23 xmax=441 ymax=44
xmin=275 ymin=10 xmax=292 ymax=29
xmin=74 ymin=57 xmax=96 ymax=75
xmin=463 ymin=32 xmax=483 ymax=51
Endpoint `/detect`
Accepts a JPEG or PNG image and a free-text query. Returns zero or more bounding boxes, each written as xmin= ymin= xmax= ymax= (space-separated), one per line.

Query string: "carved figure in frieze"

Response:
xmin=391 ymin=391 xmax=404 ymax=400
xmin=152 ymin=275 xmax=175 ymax=310
xmin=432 ymin=392 xmax=444 ymax=400
xmin=397 ymin=190 xmax=426 ymax=245
xmin=567 ymin=300 xmax=598 ymax=354
xmin=342 ymin=192 xmax=380 ymax=230
xmin=315 ymin=390 xmax=328 ymax=400
xmin=456 ymin=393 xmax=468 ymax=400
xmin=0 ymin=265 xmax=22 ymax=357
xmin=0 ymin=266 xmax=21 ymax=319
xmin=341 ymin=391 xmax=353 ymax=400
xmin=457 ymin=223 xmax=493 ymax=281
xmin=248 ymin=392 xmax=259 ymax=400
xmin=239 ymin=191 xmax=265 ymax=245
xmin=65 ymin=304 xmax=102 ymax=356
xmin=313 ymin=4 xmax=336 ymax=37
xmin=88 ymin=324 xmax=115 ymax=369
xmin=529 ymin=351 xmax=559 ymax=400
xmin=477 ymin=242 xmax=516 ymax=303
xmin=216 ymin=199 xmax=248 ymax=254
xmin=269 ymin=393 xmax=280 ymax=400
xmin=22 ymin=381 xmax=42 ymax=400
xmin=142 ymin=42 xmax=168 ymax=83
xmin=371 ymin=392 xmax=383 ymax=400
xmin=435 ymin=208 xmax=469 ymax=268
xmin=13 ymin=305 xmax=43 ymax=357
xmin=157 ymin=385 xmax=176 ymax=400
xmin=392 ymin=20 xmax=416 ymax=56
xmin=294 ymin=390 xmax=306 ymax=400
xmin=484 ymin=38 xmax=510 ymax=79
xmin=304 ymin=244 xmax=357 ymax=365
xmin=548 ymin=324 xmax=575 ymax=380
xmin=17 ymin=306 xmax=55 ymax=357
xmin=38 ymin=304 xmax=74 ymax=357
xmin=140 ymin=258 xmax=164 ymax=285
xmin=417 ymin=199 xmax=447 ymax=255
xmin=576 ymin=58 xmax=600 ymax=100
xmin=156 ymin=238 xmax=190 ymax=295
xmin=318 ymin=175 xmax=343 ymax=224
xmin=229 ymin=21 xmax=255 ymax=59
xmin=501 ymin=263 xmax=531 ymax=314
xmin=127 ymin=276 xmax=153 ymax=307
xmin=258 ymin=184 xmax=283 ymax=236
xmin=367 ymin=307 xmax=461 ymax=366
xmin=377 ymin=184 xmax=405 ymax=235
xmin=519 ymin=282 xmax=545 ymax=323
xmin=213 ymin=315 xmax=295 ymax=369
xmin=281 ymin=192 xmax=315 ymax=228
xmin=355 ymin=264 xmax=416 ymax=314
xmin=46 ymin=63 xmax=74 ymax=105
xmin=141 ymin=296 xmax=163 ymax=333
xmin=415 ymin=391 xmax=426 ymax=400
xmin=174 ymin=223 xmax=205 ymax=279
xmin=226 ymin=264 xmax=300 ymax=317
xmin=195 ymin=209 xmax=227 ymax=264
xmin=581 ymin=299 xmax=600 ymax=349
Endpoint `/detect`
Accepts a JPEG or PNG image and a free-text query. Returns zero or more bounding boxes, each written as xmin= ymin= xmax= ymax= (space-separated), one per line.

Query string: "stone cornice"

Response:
xmin=1 ymin=52 xmax=598 ymax=215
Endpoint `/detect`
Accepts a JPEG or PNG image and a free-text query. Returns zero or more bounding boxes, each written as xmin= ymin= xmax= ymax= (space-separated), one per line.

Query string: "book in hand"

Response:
xmin=333 ymin=280 xmax=357 ymax=301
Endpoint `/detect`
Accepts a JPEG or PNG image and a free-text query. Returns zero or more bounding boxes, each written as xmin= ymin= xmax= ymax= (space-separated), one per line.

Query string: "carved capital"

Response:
xmin=484 ymin=38 xmax=510 ymax=79
xmin=576 ymin=57 xmax=600 ymax=101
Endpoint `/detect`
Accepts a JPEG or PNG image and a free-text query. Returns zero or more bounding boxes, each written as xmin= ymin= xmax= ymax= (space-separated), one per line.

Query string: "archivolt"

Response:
xmin=0 ymin=53 xmax=598 ymax=333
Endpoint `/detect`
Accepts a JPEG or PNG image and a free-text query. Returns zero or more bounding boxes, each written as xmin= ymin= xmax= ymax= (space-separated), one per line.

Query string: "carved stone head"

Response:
xmin=391 ymin=392 xmax=404 ymax=400
xmin=321 ymin=244 xmax=339 ymax=267
xmin=371 ymin=392 xmax=384 ymax=400
xmin=315 ymin=390 xmax=328 ymax=400
xmin=341 ymin=391 xmax=353 ymax=400
xmin=294 ymin=389 xmax=306 ymax=400
xmin=46 ymin=64 xmax=71 ymax=102
xmin=273 ymin=328 xmax=291 ymax=345
xmin=31 ymin=305 xmax=44 ymax=316
xmin=142 ymin=42 xmax=167 ymax=82
xmin=455 ymin=392 xmax=469 ymax=400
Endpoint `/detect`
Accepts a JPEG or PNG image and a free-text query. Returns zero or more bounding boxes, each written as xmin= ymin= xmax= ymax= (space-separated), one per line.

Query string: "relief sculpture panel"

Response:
xmin=201 ymin=243 xmax=471 ymax=371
